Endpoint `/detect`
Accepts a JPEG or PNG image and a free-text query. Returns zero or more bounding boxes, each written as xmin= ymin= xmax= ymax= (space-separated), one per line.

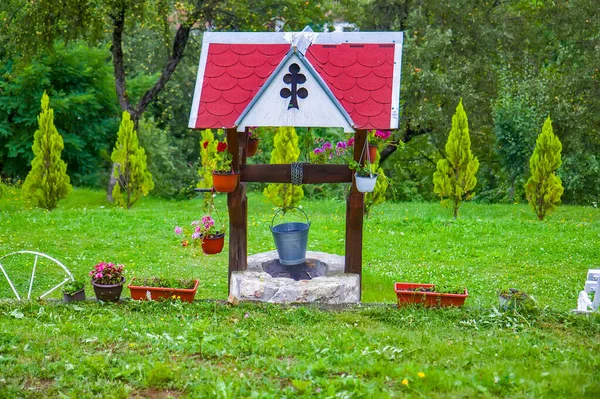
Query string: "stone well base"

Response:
xmin=229 ymin=251 xmax=360 ymax=304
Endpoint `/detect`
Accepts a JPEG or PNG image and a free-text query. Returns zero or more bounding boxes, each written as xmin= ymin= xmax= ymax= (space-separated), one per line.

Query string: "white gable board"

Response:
xmin=236 ymin=52 xmax=355 ymax=133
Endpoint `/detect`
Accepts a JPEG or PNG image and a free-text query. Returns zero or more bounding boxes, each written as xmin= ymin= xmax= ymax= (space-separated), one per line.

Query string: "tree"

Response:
xmin=264 ymin=127 xmax=303 ymax=211
xmin=524 ymin=116 xmax=564 ymax=220
xmin=433 ymin=100 xmax=479 ymax=219
xmin=110 ymin=111 xmax=154 ymax=209
xmin=22 ymin=92 xmax=72 ymax=210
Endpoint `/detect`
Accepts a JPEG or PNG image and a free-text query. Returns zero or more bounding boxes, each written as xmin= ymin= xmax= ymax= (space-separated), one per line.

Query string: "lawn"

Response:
xmin=0 ymin=188 xmax=599 ymax=398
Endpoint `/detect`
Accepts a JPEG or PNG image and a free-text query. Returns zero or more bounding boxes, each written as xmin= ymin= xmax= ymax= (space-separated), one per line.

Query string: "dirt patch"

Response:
xmin=130 ymin=388 xmax=182 ymax=399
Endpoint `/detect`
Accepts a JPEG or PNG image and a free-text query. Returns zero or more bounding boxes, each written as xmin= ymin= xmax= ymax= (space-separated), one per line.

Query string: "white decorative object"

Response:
xmin=355 ymin=173 xmax=378 ymax=193
xmin=0 ymin=251 xmax=74 ymax=300
xmin=577 ymin=291 xmax=593 ymax=311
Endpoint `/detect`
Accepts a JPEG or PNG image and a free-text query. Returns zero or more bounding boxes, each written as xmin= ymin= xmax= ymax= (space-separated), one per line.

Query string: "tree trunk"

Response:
xmin=106 ymin=3 xmax=193 ymax=201
xmin=379 ymin=124 xmax=434 ymax=165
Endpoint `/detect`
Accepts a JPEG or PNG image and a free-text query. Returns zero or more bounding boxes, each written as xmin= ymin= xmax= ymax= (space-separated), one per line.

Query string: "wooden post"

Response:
xmin=227 ymin=128 xmax=247 ymax=293
xmin=345 ymin=129 xmax=366 ymax=296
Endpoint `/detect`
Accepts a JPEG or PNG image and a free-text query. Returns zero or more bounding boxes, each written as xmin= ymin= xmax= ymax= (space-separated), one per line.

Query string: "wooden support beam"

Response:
xmin=345 ymin=129 xmax=366 ymax=295
xmin=241 ymin=164 xmax=352 ymax=184
xmin=226 ymin=128 xmax=247 ymax=293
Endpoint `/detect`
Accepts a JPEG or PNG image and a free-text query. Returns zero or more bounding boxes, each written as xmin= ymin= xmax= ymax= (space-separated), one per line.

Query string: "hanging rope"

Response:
xmin=291 ymin=162 xmax=303 ymax=185
xmin=358 ymin=136 xmax=373 ymax=178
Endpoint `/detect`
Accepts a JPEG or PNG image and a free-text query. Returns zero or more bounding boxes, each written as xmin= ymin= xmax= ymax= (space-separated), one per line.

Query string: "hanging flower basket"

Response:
xmin=247 ymin=138 xmax=259 ymax=157
xmin=355 ymin=173 xmax=378 ymax=193
xmin=212 ymin=171 xmax=239 ymax=192
xmin=202 ymin=233 xmax=225 ymax=255
xmin=394 ymin=283 xmax=468 ymax=308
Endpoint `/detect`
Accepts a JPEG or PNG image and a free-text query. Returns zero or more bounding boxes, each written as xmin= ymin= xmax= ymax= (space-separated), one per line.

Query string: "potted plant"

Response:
xmin=498 ymin=288 xmax=538 ymax=312
xmin=128 ymin=277 xmax=199 ymax=302
xmin=394 ymin=282 xmax=468 ymax=308
xmin=62 ymin=279 xmax=85 ymax=303
xmin=175 ymin=214 xmax=226 ymax=255
xmin=89 ymin=262 xmax=126 ymax=303
xmin=212 ymin=140 xmax=238 ymax=192
xmin=349 ymin=160 xmax=378 ymax=193
xmin=368 ymin=129 xmax=391 ymax=161
xmin=247 ymin=127 xmax=260 ymax=157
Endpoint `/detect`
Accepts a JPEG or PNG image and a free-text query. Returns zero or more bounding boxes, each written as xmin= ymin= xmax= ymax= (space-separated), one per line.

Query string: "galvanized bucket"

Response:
xmin=270 ymin=208 xmax=310 ymax=265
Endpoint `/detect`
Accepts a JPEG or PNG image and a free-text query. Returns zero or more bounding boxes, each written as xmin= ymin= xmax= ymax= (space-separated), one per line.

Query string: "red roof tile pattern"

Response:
xmin=195 ymin=44 xmax=289 ymax=128
xmin=193 ymin=42 xmax=396 ymax=130
xmin=306 ymin=44 xmax=395 ymax=129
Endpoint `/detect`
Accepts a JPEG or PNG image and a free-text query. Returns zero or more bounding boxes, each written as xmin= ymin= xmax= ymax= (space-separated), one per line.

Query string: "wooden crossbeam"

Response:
xmin=241 ymin=164 xmax=352 ymax=184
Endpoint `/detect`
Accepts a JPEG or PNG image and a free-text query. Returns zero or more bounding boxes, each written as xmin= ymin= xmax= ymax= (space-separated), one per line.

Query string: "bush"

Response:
xmin=111 ymin=112 xmax=154 ymax=209
xmin=524 ymin=116 xmax=564 ymax=220
xmin=22 ymin=92 xmax=72 ymax=210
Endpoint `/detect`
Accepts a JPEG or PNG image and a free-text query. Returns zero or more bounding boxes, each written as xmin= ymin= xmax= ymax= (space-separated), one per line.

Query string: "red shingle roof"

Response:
xmin=305 ymin=44 xmax=395 ymax=130
xmin=190 ymin=33 xmax=401 ymax=131
xmin=196 ymin=44 xmax=289 ymax=128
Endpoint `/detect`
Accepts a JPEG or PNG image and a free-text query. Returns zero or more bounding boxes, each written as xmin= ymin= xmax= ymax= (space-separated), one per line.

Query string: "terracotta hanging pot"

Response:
xmin=247 ymin=138 xmax=259 ymax=157
xmin=368 ymin=145 xmax=378 ymax=162
xmin=202 ymin=233 xmax=225 ymax=255
xmin=212 ymin=171 xmax=239 ymax=192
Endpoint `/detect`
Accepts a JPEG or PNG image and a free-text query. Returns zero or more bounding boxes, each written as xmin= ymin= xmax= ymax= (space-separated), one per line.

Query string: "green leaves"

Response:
xmin=433 ymin=100 xmax=479 ymax=218
xmin=525 ymin=117 xmax=564 ymax=220
xmin=21 ymin=91 xmax=72 ymax=210
xmin=111 ymin=111 xmax=154 ymax=209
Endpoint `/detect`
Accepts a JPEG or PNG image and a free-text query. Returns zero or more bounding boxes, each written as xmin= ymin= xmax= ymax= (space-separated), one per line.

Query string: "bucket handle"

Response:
xmin=270 ymin=207 xmax=310 ymax=230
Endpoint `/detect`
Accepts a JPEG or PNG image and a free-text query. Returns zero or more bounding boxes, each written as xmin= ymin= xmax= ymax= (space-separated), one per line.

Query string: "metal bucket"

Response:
xmin=270 ymin=208 xmax=310 ymax=265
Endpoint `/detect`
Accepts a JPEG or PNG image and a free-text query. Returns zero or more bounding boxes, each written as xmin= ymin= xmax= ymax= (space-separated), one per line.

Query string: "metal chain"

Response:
xmin=291 ymin=162 xmax=303 ymax=185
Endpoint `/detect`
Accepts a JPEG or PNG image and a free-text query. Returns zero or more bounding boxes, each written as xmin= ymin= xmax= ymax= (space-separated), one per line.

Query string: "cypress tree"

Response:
xmin=110 ymin=111 xmax=154 ymax=209
xmin=198 ymin=128 xmax=219 ymax=209
xmin=22 ymin=92 xmax=72 ymax=210
xmin=525 ymin=116 xmax=564 ymax=220
xmin=433 ymin=99 xmax=479 ymax=219
xmin=263 ymin=126 xmax=303 ymax=211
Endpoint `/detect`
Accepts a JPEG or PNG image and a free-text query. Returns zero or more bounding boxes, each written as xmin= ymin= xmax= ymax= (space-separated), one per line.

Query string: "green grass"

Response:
xmin=1 ymin=188 xmax=599 ymax=397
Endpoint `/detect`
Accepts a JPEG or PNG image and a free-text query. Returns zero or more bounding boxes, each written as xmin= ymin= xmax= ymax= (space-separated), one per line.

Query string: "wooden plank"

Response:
xmin=345 ymin=130 xmax=366 ymax=295
xmin=241 ymin=164 xmax=352 ymax=184
xmin=226 ymin=128 xmax=247 ymax=293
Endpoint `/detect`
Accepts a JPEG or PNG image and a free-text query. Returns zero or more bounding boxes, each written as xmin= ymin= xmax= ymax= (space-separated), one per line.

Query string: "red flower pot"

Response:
xmin=394 ymin=282 xmax=468 ymax=308
xmin=212 ymin=171 xmax=239 ymax=192
xmin=202 ymin=233 xmax=225 ymax=255
xmin=368 ymin=145 xmax=378 ymax=162
xmin=128 ymin=278 xmax=199 ymax=303
xmin=247 ymin=138 xmax=259 ymax=157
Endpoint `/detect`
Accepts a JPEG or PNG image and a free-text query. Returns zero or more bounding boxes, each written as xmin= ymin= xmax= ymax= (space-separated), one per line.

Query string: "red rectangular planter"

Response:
xmin=128 ymin=278 xmax=199 ymax=303
xmin=394 ymin=282 xmax=468 ymax=308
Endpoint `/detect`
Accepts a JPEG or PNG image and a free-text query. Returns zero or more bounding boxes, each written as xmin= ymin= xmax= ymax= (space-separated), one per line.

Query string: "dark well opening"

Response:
xmin=263 ymin=259 xmax=328 ymax=281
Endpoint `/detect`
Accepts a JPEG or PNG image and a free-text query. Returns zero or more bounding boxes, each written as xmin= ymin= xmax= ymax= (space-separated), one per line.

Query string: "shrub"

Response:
xmin=110 ymin=111 xmax=154 ymax=209
xmin=263 ymin=126 xmax=303 ymax=211
xmin=524 ymin=116 xmax=564 ymax=220
xmin=22 ymin=92 xmax=72 ymax=210
xmin=433 ymin=99 xmax=479 ymax=218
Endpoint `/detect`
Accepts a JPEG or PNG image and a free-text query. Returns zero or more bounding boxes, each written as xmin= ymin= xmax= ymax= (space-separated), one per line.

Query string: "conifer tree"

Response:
xmin=110 ymin=111 xmax=154 ymax=209
xmin=198 ymin=128 xmax=219 ymax=209
xmin=433 ymin=99 xmax=479 ymax=219
xmin=263 ymin=127 xmax=303 ymax=211
xmin=525 ymin=116 xmax=564 ymax=220
xmin=22 ymin=92 xmax=72 ymax=210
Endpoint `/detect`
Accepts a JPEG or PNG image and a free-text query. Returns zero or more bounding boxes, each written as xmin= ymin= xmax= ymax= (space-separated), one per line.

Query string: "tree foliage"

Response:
xmin=0 ymin=43 xmax=119 ymax=183
xmin=264 ymin=127 xmax=304 ymax=211
xmin=111 ymin=111 xmax=154 ymax=209
xmin=433 ymin=100 xmax=479 ymax=218
xmin=525 ymin=117 xmax=564 ymax=221
xmin=22 ymin=92 xmax=72 ymax=210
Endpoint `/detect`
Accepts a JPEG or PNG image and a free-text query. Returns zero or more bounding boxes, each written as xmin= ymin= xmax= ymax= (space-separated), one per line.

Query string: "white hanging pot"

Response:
xmin=355 ymin=173 xmax=378 ymax=193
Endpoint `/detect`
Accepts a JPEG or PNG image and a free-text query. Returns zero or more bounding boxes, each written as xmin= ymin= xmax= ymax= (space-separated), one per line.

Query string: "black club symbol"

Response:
xmin=280 ymin=63 xmax=308 ymax=110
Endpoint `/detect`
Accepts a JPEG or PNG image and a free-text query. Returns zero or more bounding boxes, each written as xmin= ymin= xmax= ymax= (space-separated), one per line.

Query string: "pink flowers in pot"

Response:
xmin=311 ymin=137 xmax=354 ymax=164
xmin=174 ymin=215 xmax=225 ymax=248
xmin=89 ymin=262 xmax=125 ymax=285
xmin=370 ymin=129 xmax=392 ymax=144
